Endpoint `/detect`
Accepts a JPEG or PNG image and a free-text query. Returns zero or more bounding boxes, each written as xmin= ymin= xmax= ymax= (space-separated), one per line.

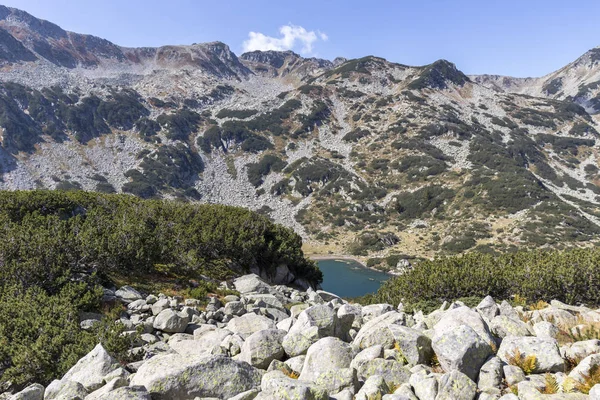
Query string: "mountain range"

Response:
xmin=1 ymin=5 xmax=600 ymax=263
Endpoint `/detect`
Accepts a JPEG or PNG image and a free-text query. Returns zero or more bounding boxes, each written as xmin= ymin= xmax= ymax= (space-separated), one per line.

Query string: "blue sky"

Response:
xmin=3 ymin=0 xmax=600 ymax=77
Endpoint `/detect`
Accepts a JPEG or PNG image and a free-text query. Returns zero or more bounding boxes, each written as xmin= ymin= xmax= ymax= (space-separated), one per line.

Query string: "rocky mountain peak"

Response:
xmin=0 ymin=5 xmax=66 ymax=40
xmin=240 ymin=50 xmax=302 ymax=68
xmin=409 ymin=59 xmax=470 ymax=89
xmin=240 ymin=49 xmax=333 ymax=78
xmin=333 ymin=56 xmax=347 ymax=66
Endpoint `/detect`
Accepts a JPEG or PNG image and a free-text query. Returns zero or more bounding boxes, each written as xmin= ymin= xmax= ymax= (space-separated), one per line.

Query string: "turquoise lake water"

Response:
xmin=317 ymin=258 xmax=391 ymax=298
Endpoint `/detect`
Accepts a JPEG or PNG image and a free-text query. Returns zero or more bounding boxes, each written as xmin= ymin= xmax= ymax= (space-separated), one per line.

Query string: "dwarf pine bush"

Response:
xmin=364 ymin=248 xmax=600 ymax=308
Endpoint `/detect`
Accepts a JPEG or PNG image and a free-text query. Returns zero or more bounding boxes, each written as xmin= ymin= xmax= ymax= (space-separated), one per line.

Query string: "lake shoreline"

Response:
xmin=309 ymin=254 xmax=398 ymax=276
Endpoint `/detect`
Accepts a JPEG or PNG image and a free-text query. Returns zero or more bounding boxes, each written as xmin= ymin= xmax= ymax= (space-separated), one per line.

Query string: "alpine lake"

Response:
xmin=316 ymin=258 xmax=391 ymax=298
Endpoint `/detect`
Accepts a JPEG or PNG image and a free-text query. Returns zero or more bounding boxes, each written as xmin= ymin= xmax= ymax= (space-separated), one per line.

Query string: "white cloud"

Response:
xmin=242 ymin=24 xmax=327 ymax=55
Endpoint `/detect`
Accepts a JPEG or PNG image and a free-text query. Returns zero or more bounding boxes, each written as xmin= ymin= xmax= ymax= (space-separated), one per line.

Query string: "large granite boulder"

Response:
xmin=497 ymin=336 xmax=565 ymax=373
xmin=238 ymin=329 xmax=286 ymax=369
xmin=130 ymin=353 xmax=262 ymax=399
xmin=432 ymin=324 xmax=493 ymax=381
xmin=299 ymin=337 xmax=355 ymax=382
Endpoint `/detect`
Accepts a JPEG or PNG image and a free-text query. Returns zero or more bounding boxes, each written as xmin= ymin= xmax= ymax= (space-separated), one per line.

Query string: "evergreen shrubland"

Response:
xmin=0 ymin=190 xmax=320 ymax=387
xmin=360 ymin=248 xmax=600 ymax=310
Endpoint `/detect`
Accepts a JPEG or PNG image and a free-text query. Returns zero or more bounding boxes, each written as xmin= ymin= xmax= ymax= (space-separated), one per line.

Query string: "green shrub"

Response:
xmin=0 ymin=282 xmax=101 ymax=387
xmin=0 ymin=190 xmax=322 ymax=386
xmin=215 ymin=109 xmax=258 ymax=119
xmin=394 ymin=186 xmax=455 ymax=220
xmin=156 ymin=109 xmax=202 ymax=141
xmin=365 ymin=248 xmax=600 ymax=308
xmin=0 ymin=190 xmax=321 ymax=287
xmin=247 ymin=155 xmax=287 ymax=187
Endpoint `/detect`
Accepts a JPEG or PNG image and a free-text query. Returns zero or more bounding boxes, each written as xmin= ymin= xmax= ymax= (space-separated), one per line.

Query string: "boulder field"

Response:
xmin=5 ymin=274 xmax=600 ymax=400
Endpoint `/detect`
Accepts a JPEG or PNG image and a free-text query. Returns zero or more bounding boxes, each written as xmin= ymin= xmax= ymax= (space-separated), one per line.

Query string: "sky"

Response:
xmin=3 ymin=0 xmax=600 ymax=78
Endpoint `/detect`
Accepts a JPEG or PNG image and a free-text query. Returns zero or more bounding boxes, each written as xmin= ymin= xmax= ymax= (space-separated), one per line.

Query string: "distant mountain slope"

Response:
xmin=0 ymin=5 xmax=599 ymax=262
xmin=472 ymin=47 xmax=600 ymax=114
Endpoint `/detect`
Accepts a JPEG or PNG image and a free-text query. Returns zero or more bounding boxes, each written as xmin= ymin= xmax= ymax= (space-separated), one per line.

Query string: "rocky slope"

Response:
xmin=1 ymin=6 xmax=600 ymax=260
xmin=4 ymin=273 xmax=600 ymax=399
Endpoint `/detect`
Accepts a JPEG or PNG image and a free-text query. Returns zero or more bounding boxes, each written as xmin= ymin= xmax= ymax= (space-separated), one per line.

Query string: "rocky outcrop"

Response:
xmin=6 ymin=275 xmax=600 ymax=399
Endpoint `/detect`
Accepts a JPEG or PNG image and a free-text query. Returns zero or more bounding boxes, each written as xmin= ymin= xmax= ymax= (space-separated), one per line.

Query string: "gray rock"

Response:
xmin=59 ymin=344 xmax=118 ymax=392
xmin=352 ymin=311 xmax=406 ymax=350
xmin=260 ymin=370 xmax=328 ymax=400
xmin=130 ymin=353 xmax=262 ymax=399
xmin=169 ymin=329 xmax=230 ymax=357
xmin=590 ymin=384 xmax=600 ymax=400
xmin=102 ymin=367 xmax=130 ymax=383
xmin=337 ymin=303 xmax=362 ymax=333
xmin=228 ymin=389 xmax=259 ymax=400
xmin=153 ymin=309 xmax=190 ymax=333
xmin=80 ymin=319 xmax=101 ymax=331
xmin=263 ymin=307 xmax=289 ymax=323
xmin=477 ymin=295 xmax=500 ymax=321
xmin=224 ymin=301 xmax=246 ymax=316
xmin=284 ymin=355 xmax=306 ymax=375
xmin=436 ymin=370 xmax=476 ymax=400
xmin=145 ymin=294 xmax=158 ymax=304
xmin=313 ymin=368 xmax=358 ymax=395
xmin=356 ymin=358 xmax=411 ymax=389
xmin=409 ymin=371 xmax=438 ymax=400
xmin=127 ymin=299 xmax=148 ymax=313
xmin=195 ymin=328 xmax=232 ymax=350
xmin=44 ymin=380 xmax=87 ymax=400
xmin=478 ymin=356 xmax=504 ymax=391
xmin=382 ymin=395 xmax=414 ymax=400
xmin=497 ymin=336 xmax=565 ymax=373
xmin=115 ymin=286 xmax=143 ymax=304
xmin=299 ymin=337 xmax=355 ymax=382
xmin=499 ymin=301 xmax=520 ymax=322
xmin=84 ymin=377 xmax=127 ymax=400
xmin=533 ymin=321 xmax=559 ymax=339
xmin=432 ymin=324 xmax=493 ymax=381
xmin=227 ymin=313 xmax=276 ymax=339
xmin=287 ymin=304 xmax=338 ymax=338
xmin=565 ymin=339 xmax=600 ymax=361
xmin=273 ymin=264 xmax=295 ymax=285
xmin=490 ymin=315 xmax=532 ymax=338
xmin=8 ymin=383 xmax=44 ymax=400
xmin=93 ymin=386 xmax=151 ymax=400
xmin=223 ymin=295 xmax=241 ymax=303
xmin=151 ymin=299 xmax=170 ymax=316
xmin=307 ymin=290 xmax=324 ymax=304
xmin=233 ymin=274 xmax=272 ymax=295
xmin=350 ymin=345 xmax=384 ymax=372
xmin=354 ymin=375 xmax=389 ymax=400
xmin=569 ymin=354 xmax=600 ymax=383
xmin=140 ymin=333 xmax=158 ymax=344
xmin=289 ymin=304 xmax=309 ymax=318
xmin=330 ymin=389 xmax=354 ymax=400
xmin=221 ymin=333 xmax=245 ymax=357
xmin=267 ymin=359 xmax=295 ymax=375
xmin=391 ymin=383 xmax=419 ymax=400
xmin=275 ymin=317 xmax=295 ymax=332
xmin=316 ymin=290 xmax=341 ymax=302
xmin=516 ymin=381 xmax=546 ymax=400
xmin=281 ymin=326 xmax=319 ymax=357
xmin=503 ymin=365 xmax=526 ymax=386
xmin=433 ymin=306 xmax=495 ymax=345
xmin=388 ymin=325 xmax=433 ymax=365
xmin=238 ymin=329 xmax=286 ymax=369
xmin=362 ymin=304 xmax=394 ymax=322
xmin=532 ymin=308 xmax=577 ymax=326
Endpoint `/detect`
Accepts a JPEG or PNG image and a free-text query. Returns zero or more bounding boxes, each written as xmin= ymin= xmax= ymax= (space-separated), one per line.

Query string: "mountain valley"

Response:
xmin=1 ymin=6 xmax=600 ymax=264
